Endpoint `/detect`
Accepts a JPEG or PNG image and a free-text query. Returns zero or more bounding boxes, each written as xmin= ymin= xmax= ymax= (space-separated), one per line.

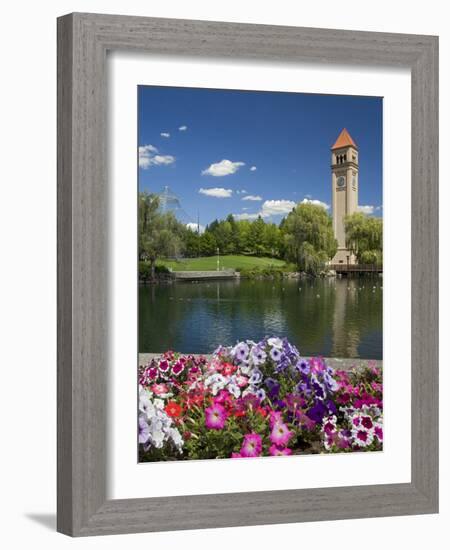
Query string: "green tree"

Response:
xmin=210 ymin=219 xmax=233 ymax=254
xmin=263 ymin=222 xmax=282 ymax=258
xmin=184 ymin=227 xmax=201 ymax=257
xmin=249 ymin=216 xmax=266 ymax=256
xmin=199 ymin=231 xmax=217 ymax=256
xmin=139 ymin=192 xmax=185 ymax=279
xmin=282 ymin=203 xmax=337 ymax=275
xmin=344 ymin=212 xmax=382 ymax=265
xmin=236 ymin=220 xmax=252 ymax=254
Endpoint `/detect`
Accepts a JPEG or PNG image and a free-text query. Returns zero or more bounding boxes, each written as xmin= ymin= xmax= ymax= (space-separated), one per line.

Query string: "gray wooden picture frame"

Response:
xmin=57 ymin=12 xmax=439 ymax=537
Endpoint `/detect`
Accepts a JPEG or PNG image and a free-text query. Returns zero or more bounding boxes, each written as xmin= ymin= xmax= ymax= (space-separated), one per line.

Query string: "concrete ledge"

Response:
xmin=172 ymin=270 xmax=236 ymax=281
xmin=139 ymin=353 xmax=382 ymax=371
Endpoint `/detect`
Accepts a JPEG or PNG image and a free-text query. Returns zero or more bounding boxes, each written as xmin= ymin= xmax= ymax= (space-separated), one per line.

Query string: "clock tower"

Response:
xmin=331 ymin=128 xmax=358 ymax=265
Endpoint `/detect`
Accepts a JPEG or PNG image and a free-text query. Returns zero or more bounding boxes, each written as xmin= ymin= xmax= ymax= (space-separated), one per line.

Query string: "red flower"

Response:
xmin=256 ymin=407 xmax=267 ymax=417
xmin=222 ymin=363 xmax=237 ymax=376
xmin=165 ymin=401 xmax=182 ymax=418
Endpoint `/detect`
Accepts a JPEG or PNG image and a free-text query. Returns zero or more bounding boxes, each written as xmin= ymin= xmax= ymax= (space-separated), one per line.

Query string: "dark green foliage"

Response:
xmin=139 ymin=261 xmax=170 ymax=282
xmin=282 ymin=203 xmax=338 ymax=275
xmin=344 ymin=212 xmax=383 ymax=265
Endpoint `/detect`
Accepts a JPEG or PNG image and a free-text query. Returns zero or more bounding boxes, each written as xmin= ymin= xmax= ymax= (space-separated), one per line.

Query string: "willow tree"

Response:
xmin=344 ymin=212 xmax=383 ymax=265
xmin=282 ymin=203 xmax=337 ymax=275
xmin=139 ymin=192 xmax=185 ymax=279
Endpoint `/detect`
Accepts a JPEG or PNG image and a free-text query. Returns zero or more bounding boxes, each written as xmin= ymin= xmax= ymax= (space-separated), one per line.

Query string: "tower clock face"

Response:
xmin=337 ymin=176 xmax=346 ymax=188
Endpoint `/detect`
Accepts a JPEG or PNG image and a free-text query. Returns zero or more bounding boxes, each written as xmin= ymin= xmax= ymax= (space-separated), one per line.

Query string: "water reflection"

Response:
xmin=139 ymin=277 xmax=382 ymax=359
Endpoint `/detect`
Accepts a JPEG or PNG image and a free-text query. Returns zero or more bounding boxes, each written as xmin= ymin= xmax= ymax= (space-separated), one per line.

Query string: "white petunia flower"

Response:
xmin=168 ymin=427 xmax=184 ymax=452
xmin=267 ymin=337 xmax=283 ymax=349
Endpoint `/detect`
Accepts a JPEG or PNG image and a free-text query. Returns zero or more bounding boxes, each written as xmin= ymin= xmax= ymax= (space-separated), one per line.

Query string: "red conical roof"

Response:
xmin=331 ymin=128 xmax=358 ymax=150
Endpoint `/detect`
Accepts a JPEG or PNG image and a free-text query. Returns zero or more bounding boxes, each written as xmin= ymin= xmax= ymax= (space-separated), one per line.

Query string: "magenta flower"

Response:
xmin=269 ymin=410 xmax=283 ymax=428
xmin=172 ymin=361 xmax=185 ymax=376
xmin=205 ymin=403 xmax=227 ymax=430
xmin=240 ymin=433 xmax=262 ymax=458
xmin=361 ymin=416 xmax=374 ymax=430
xmin=269 ymin=444 xmax=292 ymax=456
xmin=353 ymin=428 xmax=374 ymax=447
xmin=374 ymin=423 xmax=383 ymax=441
xmin=148 ymin=367 xmax=158 ymax=379
xmin=270 ymin=422 xmax=293 ymax=447
xmin=158 ymin=359 xmax=170 ymax=372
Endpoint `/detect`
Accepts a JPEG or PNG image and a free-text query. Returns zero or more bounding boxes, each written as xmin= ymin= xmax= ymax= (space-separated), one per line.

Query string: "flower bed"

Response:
xmin=138 ymin=338 xmax=383 ymax=461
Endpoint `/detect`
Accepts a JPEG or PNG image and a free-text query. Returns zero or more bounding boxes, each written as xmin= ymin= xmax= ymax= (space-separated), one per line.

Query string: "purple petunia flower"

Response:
xmin=295 ymin=359 xmax=310 ymax=375
xmin=270 ymin=347 xmax=282 ymax=362
xmin=233 ymin=341 xmax=250 ymax=362
xmin=251 ymin=345 xmax=267 ymax=366
xmin=256 ymin=388 xmax=266 ymax=402
xmin=138 ymin=415 xmax=150 ymax=444
xmin=307 ymin=400 xmax=328 ymax=423
xmin=249 ymin=368 xmax=263 ymax=385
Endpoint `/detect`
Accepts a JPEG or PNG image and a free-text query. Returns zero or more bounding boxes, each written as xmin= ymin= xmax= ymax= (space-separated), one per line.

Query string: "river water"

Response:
xmin=139 ymin=277 xmax=382 ymax=359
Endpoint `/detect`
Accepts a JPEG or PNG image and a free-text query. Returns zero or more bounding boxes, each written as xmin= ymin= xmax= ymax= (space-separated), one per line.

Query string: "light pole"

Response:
xmin=216 ymin=247 xmax=220 ymax=271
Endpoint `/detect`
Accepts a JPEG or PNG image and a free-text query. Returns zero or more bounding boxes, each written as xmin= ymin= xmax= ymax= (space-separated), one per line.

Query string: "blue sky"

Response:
xmin=138 ymin=86 xmax=382 ymax=228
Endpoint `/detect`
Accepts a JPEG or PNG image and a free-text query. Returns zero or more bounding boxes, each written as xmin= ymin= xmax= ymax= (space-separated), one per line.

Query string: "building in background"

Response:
xmin=331 ymin=128 xmax=359 ymax=265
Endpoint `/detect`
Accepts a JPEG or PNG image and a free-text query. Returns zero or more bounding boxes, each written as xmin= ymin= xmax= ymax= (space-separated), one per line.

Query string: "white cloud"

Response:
xmin=234 ymin=199 xmax=296 ymax=221
xmin=250 ymin=166 xmax=257 ymax=171
xmin=202 ymin=159 xmax=245 ymax=177
xmin=357 ymin=205 xmax=375 ymax=215
xmin=139 ymin=144 xmax=175 ymax=169
xmin=160 ymin=132 xmax=170 ymax=138
xmin=186 ymin=222 xmax=205 ymax=234
xmin=261 ymin=199 xmax=296 ymax=217
xmin=233 ymin=212 xmax=260 ymax=221
xmin=301 ymin=198 xmax=330 ymax=210
xmin=199 ymin=187 xmax=233 ymax=198
xmin=178 ymin=125 xmax=188 ymax=131
xmin=242 ymin=194 xmax=263 ymax=201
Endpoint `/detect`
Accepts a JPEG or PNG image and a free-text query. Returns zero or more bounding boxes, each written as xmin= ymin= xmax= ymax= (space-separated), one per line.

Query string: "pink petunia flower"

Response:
xmin=269 ymin=410 xmax=283 ymax=428
xmin=269 ymin=445 xmax=292 ymax=456
xmin=151 ymin=383 xmax=169 ymax=396
xmin=205 ymin=403 xmax=227 ymax=430
xmin=214 ymin=390 xmax=232 ymax=405
xmin=240 ymin=433 xmax=262 ymax=458
xmin=270 ymin=422 xmax=293 ymax=447
xmin=235 ymin=375 xmax=249 ymax=388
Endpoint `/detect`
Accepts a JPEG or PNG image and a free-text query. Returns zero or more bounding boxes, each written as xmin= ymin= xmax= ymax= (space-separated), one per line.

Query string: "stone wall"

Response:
xmin=139 ymin=353 xmax=382 ymax=371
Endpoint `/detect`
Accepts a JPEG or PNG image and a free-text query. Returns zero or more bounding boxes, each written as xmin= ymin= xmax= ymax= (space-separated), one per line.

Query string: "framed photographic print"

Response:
xmin=57 ymin=13 xmax=438 ymax=536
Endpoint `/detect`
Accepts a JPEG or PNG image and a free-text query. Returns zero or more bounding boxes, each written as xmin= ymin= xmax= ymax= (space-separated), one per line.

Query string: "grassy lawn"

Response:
xmin=157 ymin=255 xmax=288 ymax=272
